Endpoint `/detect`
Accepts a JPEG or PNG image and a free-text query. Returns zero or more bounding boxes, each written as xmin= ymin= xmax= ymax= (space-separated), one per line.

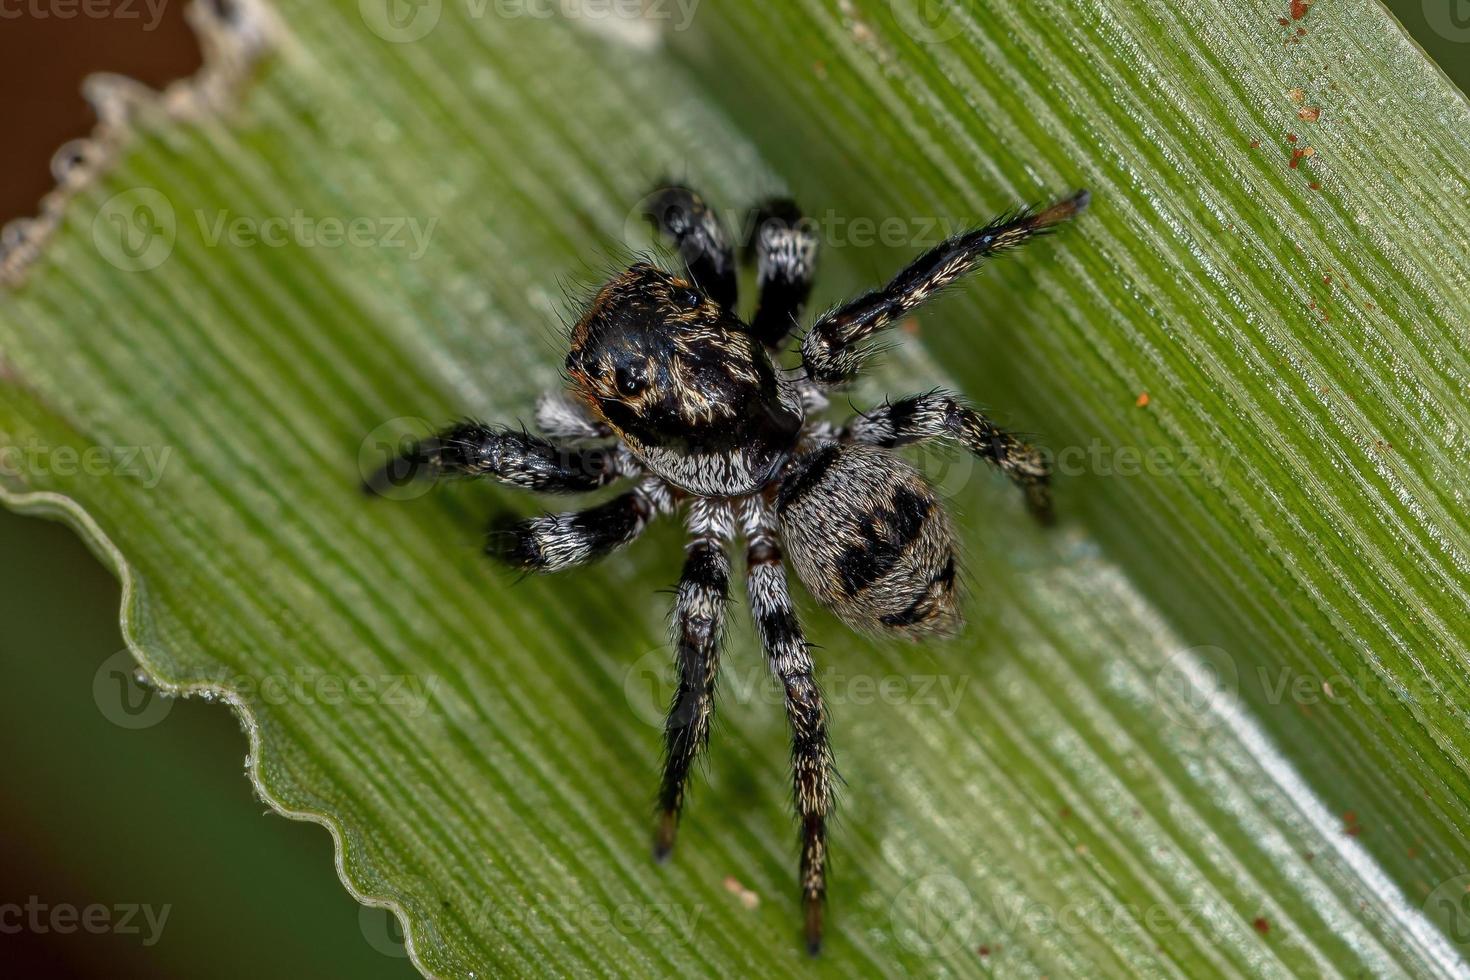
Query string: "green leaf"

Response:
xmin=2 ymin=0 xmax=1468 ymax=975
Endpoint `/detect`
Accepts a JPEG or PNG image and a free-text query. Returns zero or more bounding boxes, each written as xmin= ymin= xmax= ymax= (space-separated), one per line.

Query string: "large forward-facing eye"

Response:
xmin=615 ymin=363 xmax=650 ymax=397
xmin=673 ymin=286 xmax=702 ymax=310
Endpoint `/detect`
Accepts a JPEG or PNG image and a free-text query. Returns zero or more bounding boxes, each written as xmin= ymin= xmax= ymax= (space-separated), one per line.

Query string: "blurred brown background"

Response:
xmin=0 ymin=1 xmax=1460 ymax=976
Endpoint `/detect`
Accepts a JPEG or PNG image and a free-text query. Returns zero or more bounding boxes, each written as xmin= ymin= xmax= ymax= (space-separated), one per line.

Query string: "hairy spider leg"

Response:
xmin=643 ymin=184 xmax=738 ymax=311
xmin=363 ymin=419 xmax=627 ymax=496
xmin=742 ymin=497 xmax=835 ymax=956
xmin=801 ymin=190 xmax=1090 ymax=386
xmin=487 ymin=477 xmax=674 ymax=572
xmin=655 ymin=498 xmax=735 ymax=860
xmin=746 ymin=196 xmax=820 ymax=350
xmin=843 ymin=390 xmax=1054 ymax=524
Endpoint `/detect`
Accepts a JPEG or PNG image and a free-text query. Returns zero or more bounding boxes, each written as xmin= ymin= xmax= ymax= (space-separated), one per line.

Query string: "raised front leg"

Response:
xmin=746 ymin=197 xmax=819 ymax=350
xmin=801 ymin=190 xmax=1089 ymax=386
xmin=363 ymin=420 xmax=625 ymax=496
xmin=654 ymin=499 xmax=733 ymax=861
xmin=743 ymin=500 xmax=834 ymax=955
xmin=843 ymin=391 xmax=1054 ymax=523
xmin=643 ymin=184 xmax=738 ymax=311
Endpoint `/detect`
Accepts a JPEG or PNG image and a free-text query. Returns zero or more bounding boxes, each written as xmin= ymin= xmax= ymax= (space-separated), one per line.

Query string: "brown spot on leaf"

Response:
xmin=1298 ymin=106 xmax=1321 ymax=122
xmin=1135 ymin=391 xmax=1150 ymax=408
xmin=723 ymin=876 xmax=760 ymax=910
xmin=1291 ymin=0 xmax=1312 ymax=20
xmin=1254 ymin=916 xmax=1270 ymax=935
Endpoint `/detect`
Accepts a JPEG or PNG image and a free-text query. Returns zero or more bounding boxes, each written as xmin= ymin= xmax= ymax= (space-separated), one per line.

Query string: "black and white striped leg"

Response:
xmin=743 ymin=501 xmax=834 ymax=955
xmin=643 ymin=184 xmax=738 ymax=311
xmin=844 ymin=391 xmax=1053 ymax=523
xmin=801 ymin=190 xmax=1090 ymax=386
xmin=746 ymin=197 xmax=819 ymax=350
xmin=487 ymin=477 xmax=673 ymax=572
xmin=654 ymin=499 xmax=734 ymax=861
xmin=363 ymin=419 xmax=623 ymax=496
xmin=534 ymin=390 xmax=612 ymax=441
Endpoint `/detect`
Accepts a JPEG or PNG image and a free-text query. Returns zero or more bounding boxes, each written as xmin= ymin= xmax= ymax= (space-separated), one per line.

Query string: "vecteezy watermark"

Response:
xmin=1423 ymin=1 xmax=1470 ymax=42
xmin=90 ymin=187 xmax=438 ymax=271
xmin=92 ymin=650 xmax=443 ymax=730
xmin=359 ymin=0 xmax=700 ymax=44
xmin=890 ymin=873 xmax=977 ymax=957
xmin=358 ymin=416 xmax=438 ymax=501
xmin=624 ymin=193 xmax=1007 ymax=258
xmin=623 ymin=647 xmax=969 ymax=728
xmin=1154 ymin=645 xmax=1237 ymax=732
xmin=195 ymin=209 xmax=438 ymax=260
xmin=888 ymin=0 xmax=963 ymax=44
xmin=0 ymin=897 xmax=171 ymax=947
xmin=476 ymin=897 xmax=703 ymax=943
xmin=0 ymin=0 xmax=169 ymax=29
xmin=1424 ymin=874 xmax=1470 ymax=952
xmin=360 ymin=880 xmax=702 ymax=957
xmin=93 ymin=649 xmax=175 ymax=729
xmin=890 ymin=872 xmax=1240 ymax=958
xmin=92 ymin=187 xmax=176 ymax=272
xmin=0 ymin=439 xmax=172 ymax=489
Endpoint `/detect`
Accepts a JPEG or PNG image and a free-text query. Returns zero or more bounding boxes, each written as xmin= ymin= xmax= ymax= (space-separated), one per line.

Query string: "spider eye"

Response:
xmin=615 ymin=364 xmax=650 ymax=397
xmin=674 ymin=286 xmax=702 ymax=309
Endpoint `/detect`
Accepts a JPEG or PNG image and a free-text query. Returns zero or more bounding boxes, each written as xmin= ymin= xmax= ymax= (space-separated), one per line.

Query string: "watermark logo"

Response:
xmin=92 ymin=650 xmax=441 ymax=730
xmin=92 ymin=187 xmax=175 ymax=272
xmin=889 ymin=0 xmax=963 ymax=44
xmin=360 ymin=0 xmax=441 ymax=41
xmin=0 ymin=439 xmax=172 ymax=488
xmin=196 ymin=209 xmax=438 ymax=260
xmin=93 ymin=649 xmax=174 ymax=729
xmin=624 ymin=647 xmax=970 ymax=728
xmin=1154 ymin=645 xmax=1237 ymax=731
xmin=359 ymin=416 xmax=438 ymax=500
xmin=890 ymin=873 xmax=976 ymax=956
xmin=0 ymin=0 xmax=169 ymax=30
xmin=1425 ymin=874 xmax=1470 ymax=951
xmin=359 ymin=900 xmax=412 ymax=958
xmin=0 ymin=897 xmax=170 ymax=946
xmin=1424 ymin=1 xmax=1470 ymax=42
xmin=361 ymin=0 xmax=699 ymax=44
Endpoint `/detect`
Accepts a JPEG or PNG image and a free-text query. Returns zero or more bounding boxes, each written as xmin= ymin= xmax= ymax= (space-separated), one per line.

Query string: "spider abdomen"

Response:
xmin=776 ymin=444 xmax=961 ymax=638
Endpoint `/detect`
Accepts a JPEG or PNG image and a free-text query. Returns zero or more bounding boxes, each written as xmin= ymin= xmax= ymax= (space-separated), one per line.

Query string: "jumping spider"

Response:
xmin=366 ymin=184 xmax=1089 ymax=954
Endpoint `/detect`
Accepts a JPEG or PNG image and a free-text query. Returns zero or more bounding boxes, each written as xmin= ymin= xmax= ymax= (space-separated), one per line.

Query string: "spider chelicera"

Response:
xmin=365 ymin=184 xmax=1089 ymax=954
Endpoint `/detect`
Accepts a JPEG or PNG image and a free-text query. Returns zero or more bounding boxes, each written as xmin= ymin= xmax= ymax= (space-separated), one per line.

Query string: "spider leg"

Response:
xmin=643 ymin=184 xmax=738 ymax=311
xmin=654 ymin=499 xmax=734 ymax=860
xmin=742 ymin=499 xmax=834 ymax=956
xmin=844 ymin=390 xmax=1053 ymax=523
xmin=487 ymin=476 xmax=674 ymax=572
xmin=801 ymin=189 xmax=1089 ymax=387
xmin=363 ymin=419 xmax=627 ymax=496
xmin=745 ymin=197 xmax=819 ymax=351
xmin=534 ymin=390 xmax=612 ymax=441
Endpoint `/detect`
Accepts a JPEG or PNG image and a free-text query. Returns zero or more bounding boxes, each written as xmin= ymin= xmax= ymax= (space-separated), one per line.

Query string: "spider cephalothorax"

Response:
xmin=366 ymin=183 xmax=1089 ymax=954
xmin=566 ymin=262 xmax=803 ymax=496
